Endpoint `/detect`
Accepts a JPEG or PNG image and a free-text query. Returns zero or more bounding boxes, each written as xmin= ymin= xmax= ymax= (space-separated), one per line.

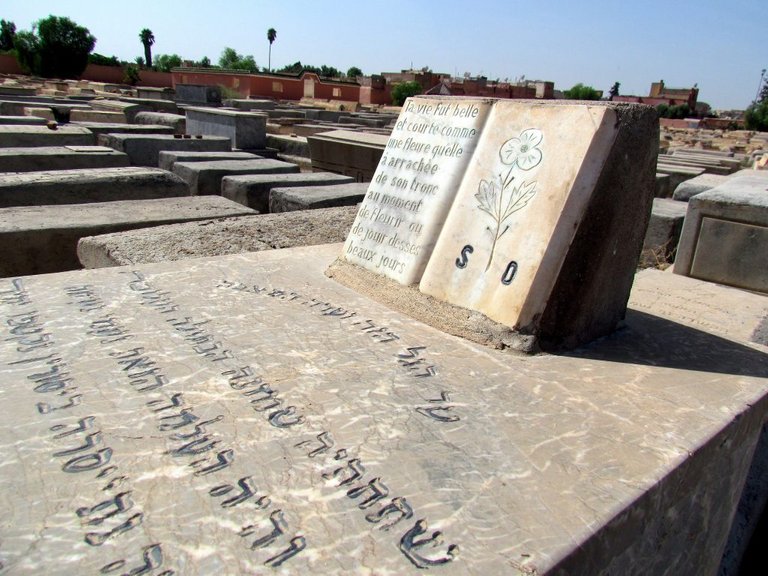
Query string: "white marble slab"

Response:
xmin=1 ymin=245 xmax=766 ymax=575
xmin=342 ymin=97 xmax=492 ymax=284
xmin=419 ymin=102 xmax=619 ymax=328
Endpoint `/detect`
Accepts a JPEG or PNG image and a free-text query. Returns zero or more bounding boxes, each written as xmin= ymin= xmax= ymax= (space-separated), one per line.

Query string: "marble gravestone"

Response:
xmin=1 ymin=247 xmax=767 ymax=575
xmin=335 ymin=97 xmax=659 ymax=350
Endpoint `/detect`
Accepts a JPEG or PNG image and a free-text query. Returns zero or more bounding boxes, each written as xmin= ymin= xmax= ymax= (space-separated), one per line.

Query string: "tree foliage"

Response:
xmin=563 ymin=83 xmax=601 ymax=100
xmin=89 ymin=52 xmax=121 ymax=67
xmin=153 ymin=53 xmax=182 ymax=72
xmin=347 ymin=66 xmax=363 ymax=78
xmin=218 ymin=47 xmax=257 ymax=72
xmin=745 ymin=79 xmax=768 ymax=131
xmin=391 ymin=81 xmax=422 ymax=106
xmin=0 ymin=19 xmax=16 ymax=51
xmin=274 ymin=61 xmax=341 ymax=78
xmin=139 ymin=28 xmax=154 ymax=68
xmin=656 ymin=103 xmax=691 ymax=119
xmin=267 ymin=28 xmax=276 ymax=72
xmin=12 ymin=16 xmax=95 ymax=78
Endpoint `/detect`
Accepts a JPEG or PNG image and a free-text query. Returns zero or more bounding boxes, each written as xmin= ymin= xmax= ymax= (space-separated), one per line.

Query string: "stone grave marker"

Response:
xmin=335 ymin=97 xmax=658 ymax=350
xmin=1 ymin=245 xmax=767 ymax=575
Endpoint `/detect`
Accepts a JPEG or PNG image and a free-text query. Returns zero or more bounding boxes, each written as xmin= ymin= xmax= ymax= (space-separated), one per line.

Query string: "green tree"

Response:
xmin=391 ymin=81 xmax=422 ymax=106
xmin=13 ymin=16 xmax=96 ymax=78
xmin=218 ymin=47 xmax=257 ymax=72
xmin=154 ymin=53 xmax=182 ymax=72
xmin=123 ymin=64 xmax=140 ymax=85
xmin=267 ymin=27 xmax=276 ymax=72
xmin=745 ymin=100 xmax=768 ymax=131
xmin=134 ymin=56 xmax=144 ymax=67
xmin=89 ymin=53 xmax=120 ymax=66
xmin=745 ymin=78 xmax=768 ymax=131
xmin=563 ymin=83 xmax=602 ymax=100
xmin=0 ymin=19 xmax=16 ymax=51
xmin=319 ymin=64 xmax=341 ymax=78
xmin=199 ymin=55 xmax=211 ymax=68
xmin=347 ymin=66 xmax=363 ymax=79
xmin=139 ymin=28 xmax=154 ymax=68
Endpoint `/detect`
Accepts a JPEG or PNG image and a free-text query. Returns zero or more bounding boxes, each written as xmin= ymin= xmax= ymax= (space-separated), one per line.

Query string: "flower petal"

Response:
xmin=519 ymin=128 xmax=543 ymax=148
xmin=499 ymin=137 xmax=521 ymax=165
xmin=516 ymin=148 xmax=542 ymax=171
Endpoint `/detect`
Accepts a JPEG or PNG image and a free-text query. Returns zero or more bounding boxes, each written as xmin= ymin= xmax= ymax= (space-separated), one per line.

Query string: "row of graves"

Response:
xmin=0 ymin=85 xmax=767 ymax=574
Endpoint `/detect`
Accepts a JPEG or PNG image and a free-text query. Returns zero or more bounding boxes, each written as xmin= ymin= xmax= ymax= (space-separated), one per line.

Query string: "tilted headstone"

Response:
xmin=334 ymin=97 xmax=658 ymax=350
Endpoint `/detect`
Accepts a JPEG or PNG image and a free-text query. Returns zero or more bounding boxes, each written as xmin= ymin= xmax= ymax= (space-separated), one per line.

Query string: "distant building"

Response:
xmin=613 ymin=80 xmax=698 ymax=110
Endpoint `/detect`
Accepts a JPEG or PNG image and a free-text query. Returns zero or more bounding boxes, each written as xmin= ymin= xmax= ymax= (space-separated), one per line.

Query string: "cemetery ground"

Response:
xmin=0 ymin=76 xmax=766 ymax=575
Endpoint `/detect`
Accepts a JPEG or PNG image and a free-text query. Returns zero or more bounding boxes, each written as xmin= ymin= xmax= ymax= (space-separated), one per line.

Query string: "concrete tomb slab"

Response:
xmin=69 ymin=110 xmax=128 ymax=123
xmin=0 ymin=145 xmax=130 ymax=173
xmin=77 ymin=206 xmax=359 ymax=268
xmin=640 ymin=198 xmax=688 ymax=267
xmin=0 ymin=245 xmax=766 ymax=575
xmin=270 ymin=182 xmax=368 ymax=213
xmin=100 ymin=134 xmax=232 ymax=167
xmin=134 ymin=111 xmax=186 ymax=134
xmin=70 ymin=122 xmax=175 ymax=137
xmin=172 ymin=159 xmax=300 ymax=196
xmin=672 ymin=173 xmax=728 ymax=202
xmin=221 ymin=172 xmax=356 ymax=212
xmin=158 ymin=151 xmax=260 ymax=172
xmin=89 ymin=99 xmax=150 ymax=123
xmin=307 ymin=129 xmax=388 ymax=182
xmin=0 ymin=196 xmax=254 ymax=277
xmin=0 ymin=166 xmax=190 ymax=208
xmin=185 ymin=106 xmax=268 ymax=149
xmin=337 ymin=97 xmax=658 ymax=350
xmin=0 ymin=115 xmax=48 ymax=126
xmin=674 ymin=175 xmax=768 ymax=293
xmin=223 ymin=99 xmax=277 ymax=111
xmin=0 ymin=125 xmax=95 ymax=148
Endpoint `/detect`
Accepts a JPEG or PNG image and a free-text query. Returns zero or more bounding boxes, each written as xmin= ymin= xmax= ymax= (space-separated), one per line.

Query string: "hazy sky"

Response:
xmin=3 ymin=0 xmax=765 ymax=109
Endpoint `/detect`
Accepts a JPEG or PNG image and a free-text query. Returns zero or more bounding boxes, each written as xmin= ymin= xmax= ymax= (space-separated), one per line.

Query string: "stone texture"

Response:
xmin=0 ymin=167 xmax=189 ymax=208
xmin=0 ymin=196 xmax=254 ymax=276
xmin=68 ymin=110 xmax=127 ymax=123
xmin=89 ymin=99 xmax=150 ymax=122
xmin=0 ymin=125 xmax=95 ymax=147
xmin=223 ymin=99 xmax=277 ymax=111
xmin=185 ymin=107 xmax=268 ymax=149
xmin=158 ymin=151 xmax=260 ymax=172
xmin=270 ymin=182 xmax=368 ymax=212
xmin=655 ymin=173 xmax=671 ymax=198
xmin=639 ymin=198 xmax=687 ymax=267
xmin=77 ymin=206 xmax=359 ymax=267
xmin=70 ymin=122 xmax=175 ymax=137
xmin=222 ymin=172 xmax=357 ymax=212
xmin=0 ymin=146 xmax=129 ymax=173
xmin=656 ymin=164 xmax=705 ymax=192
xmin=0 ymin=115 xmax=47 ymax=126
xmin=307 ymin=129 xmax=388 ymax=181
xmin=134 ymin=111 xmax=186 ymax=134
xmin=674 ymin=174 xmax=768 ymax=293
xmin=0 ymin=246 xmax=766 ymax=575
xmin=672 ymin=173 xmax=728 ymax=201
xmin=99 ymin=134 xmax=232 ymax=167
xmin=172 ymin=159 xmax=300 ymax=196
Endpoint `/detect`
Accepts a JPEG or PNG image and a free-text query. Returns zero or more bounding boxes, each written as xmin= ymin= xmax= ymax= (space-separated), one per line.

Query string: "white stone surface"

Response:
xmin=342 ymin=97 xmax=492 ymax=284
xmin=419 ymin=102 xmax=619 ymax=328
xmin=0 ymin=245 xmax=766 ymax=574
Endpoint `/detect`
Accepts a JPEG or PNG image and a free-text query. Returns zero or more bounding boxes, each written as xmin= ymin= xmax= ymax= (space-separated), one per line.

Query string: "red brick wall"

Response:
xmin=0 ymin=54 xmax=24 ymax=75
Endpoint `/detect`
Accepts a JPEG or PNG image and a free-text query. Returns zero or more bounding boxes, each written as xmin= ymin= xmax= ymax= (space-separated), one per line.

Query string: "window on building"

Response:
xmin=332 ymin=87 xmax=341 ymax=98
xmin=233 ymin=78 xmax=240 ymax=88
xmin=272 ymin=82 xmax=283 ymax=93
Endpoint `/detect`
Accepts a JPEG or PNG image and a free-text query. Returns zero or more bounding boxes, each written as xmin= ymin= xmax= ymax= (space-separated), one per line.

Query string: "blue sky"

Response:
xmin=3 ymin=0 xmax=765 ymax=109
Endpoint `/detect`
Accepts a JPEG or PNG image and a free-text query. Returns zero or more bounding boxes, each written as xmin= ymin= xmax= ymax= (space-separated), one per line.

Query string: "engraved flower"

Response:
xmin=499 ymin=128 xmax=543 ymax=170
xmin=474 ymin=178 xmax=500 ymax=219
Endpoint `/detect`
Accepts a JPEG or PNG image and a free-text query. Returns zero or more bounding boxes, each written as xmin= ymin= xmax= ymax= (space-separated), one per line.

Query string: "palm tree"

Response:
xmin=139 ymin=28 xmax=155 ymax=68
xmin=267 ymin=28 xmax=276 ymax=72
